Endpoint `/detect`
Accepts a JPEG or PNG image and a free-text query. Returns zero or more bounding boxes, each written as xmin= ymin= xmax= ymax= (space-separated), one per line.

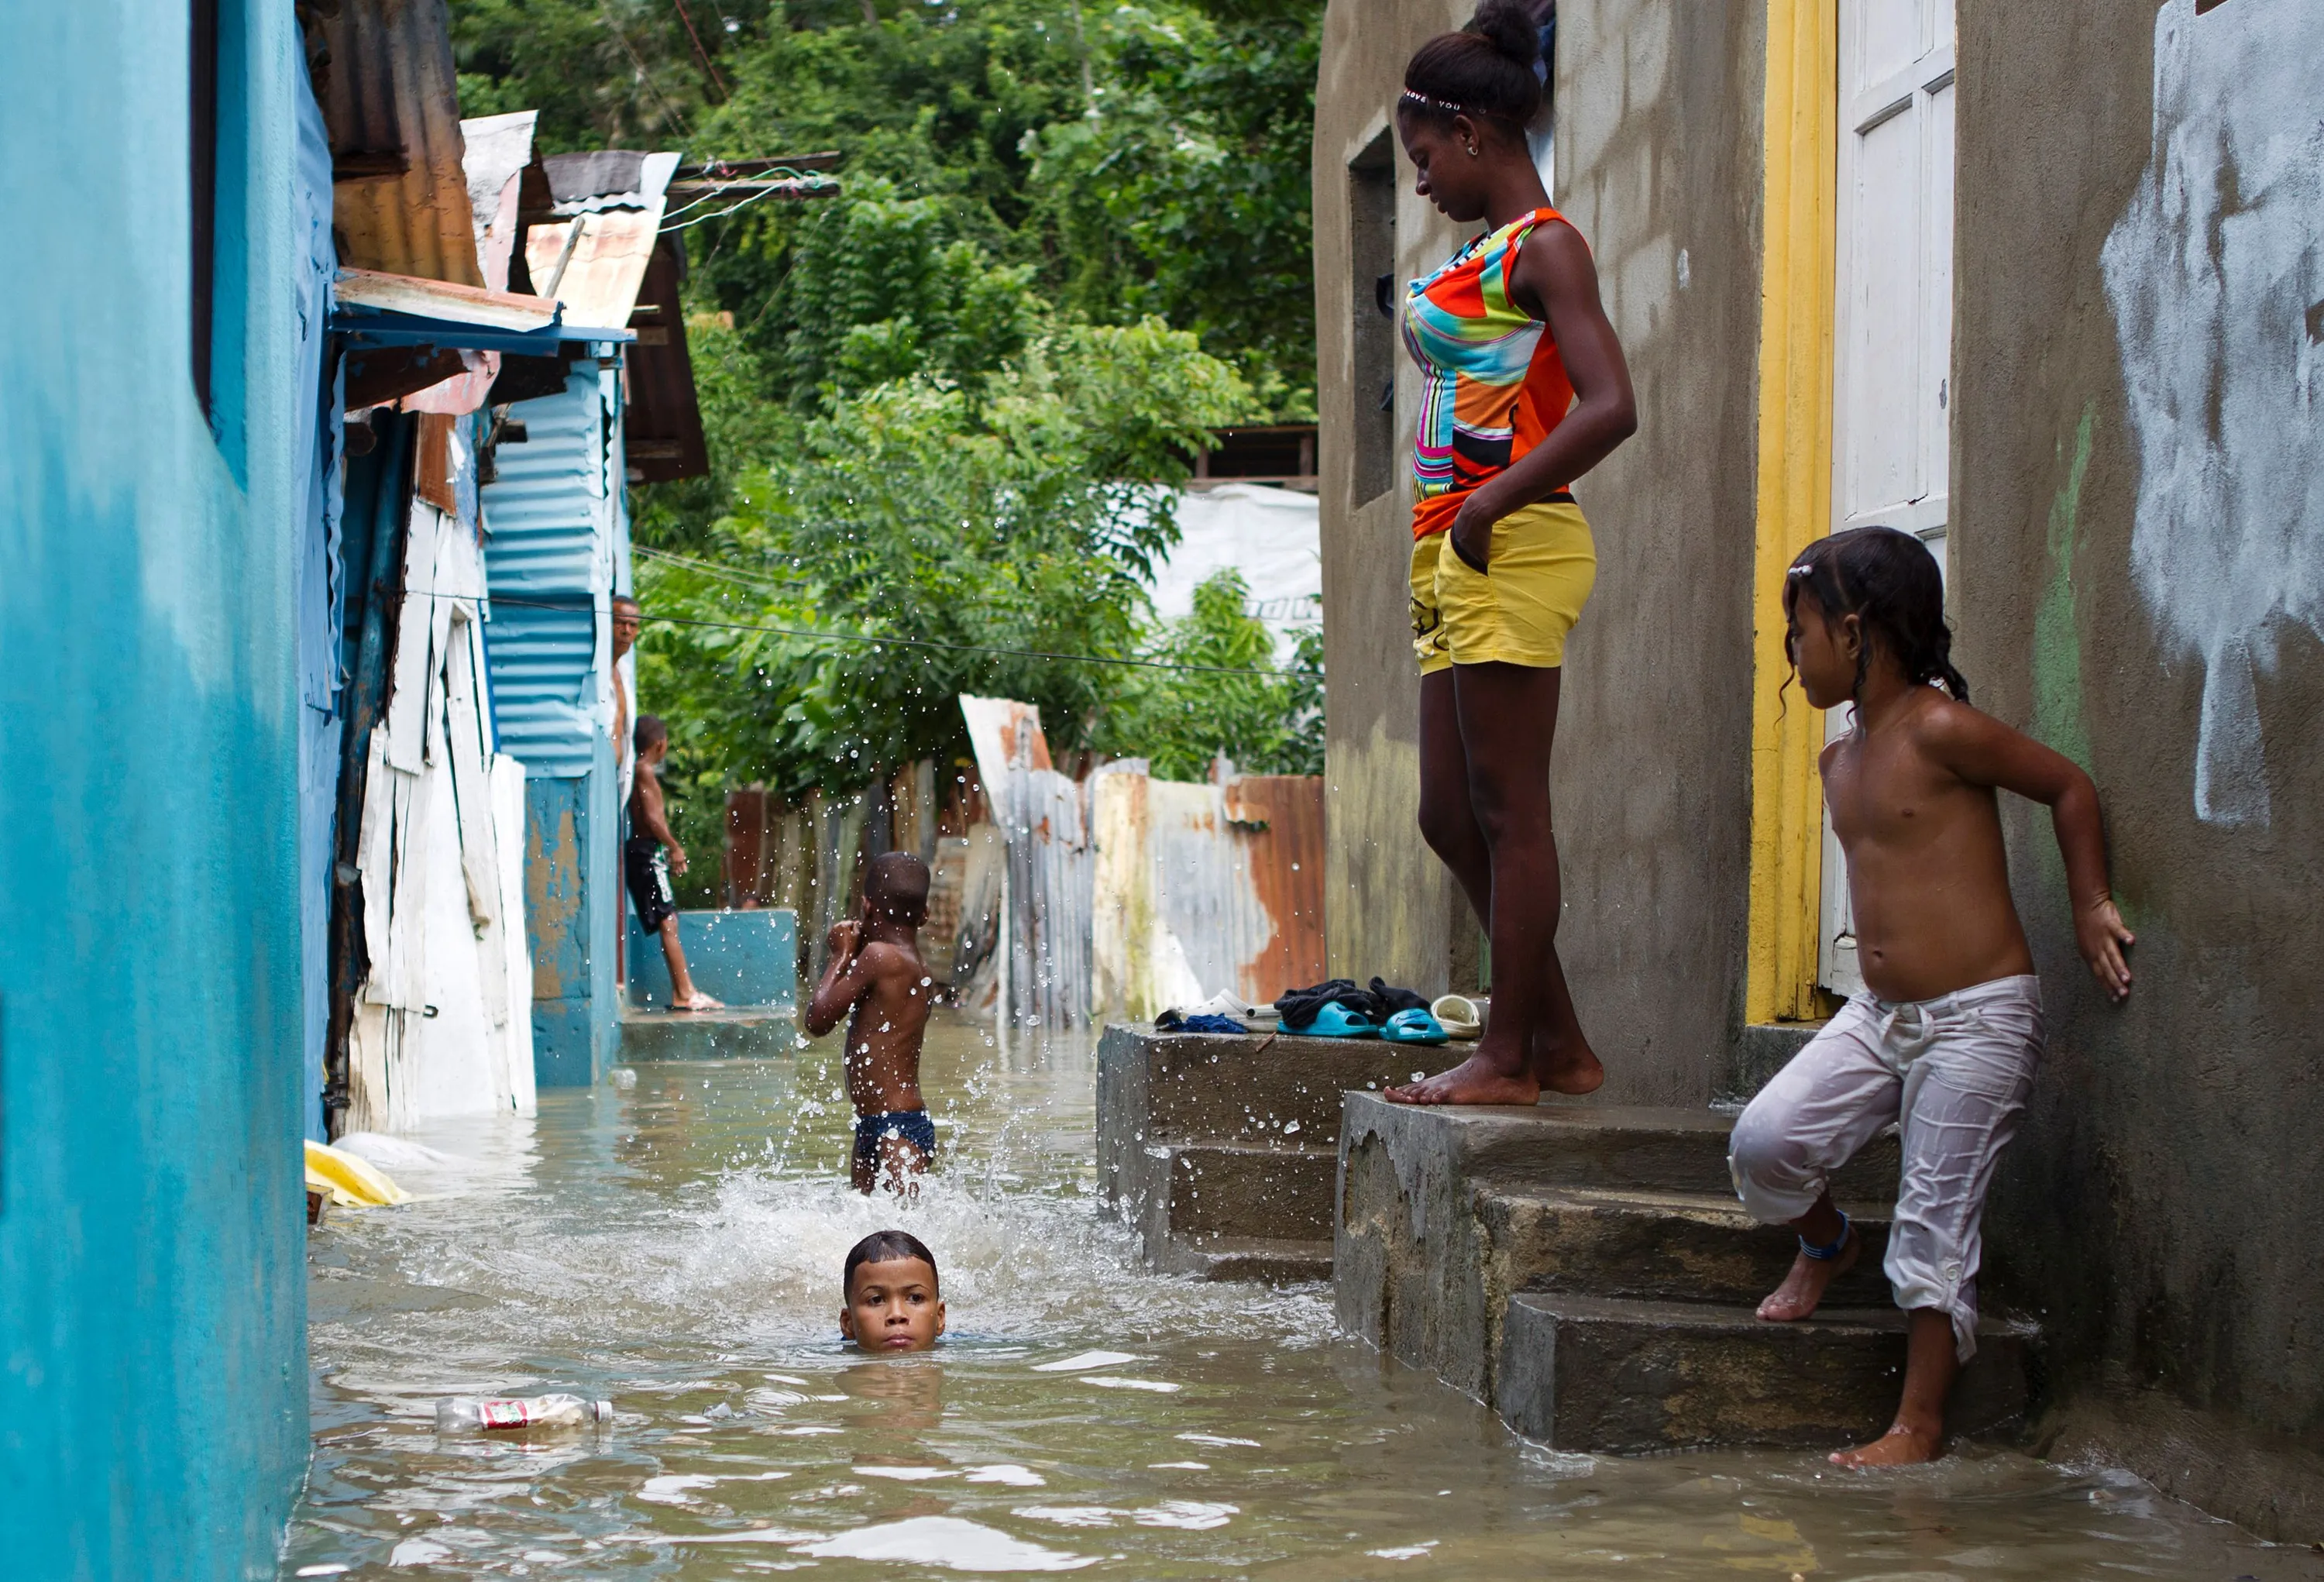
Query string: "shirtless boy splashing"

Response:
xmin=1731 ymin=528 xmax=2133 ymax=1467
xmin=804 ymin=853 xmax=940 ymax=1195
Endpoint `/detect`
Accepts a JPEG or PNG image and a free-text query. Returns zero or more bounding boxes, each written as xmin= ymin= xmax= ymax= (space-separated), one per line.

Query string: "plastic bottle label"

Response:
xmin=477 ymin=1399 xmax=533 ymax=1429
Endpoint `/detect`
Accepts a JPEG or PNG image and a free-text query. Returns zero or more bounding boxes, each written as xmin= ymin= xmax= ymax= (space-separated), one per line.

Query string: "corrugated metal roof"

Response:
xmin=524 ymin=209 xmax=666 ymax=334
xmin=311 ymin=0 xmax=483 ymax=286
xmin=545 ymin=150 xmax=680 ymax=213
xmin=333 ymin=267 xmax=557 ymax=332
xmin=462 ymin=112 xmax=538 ymax=293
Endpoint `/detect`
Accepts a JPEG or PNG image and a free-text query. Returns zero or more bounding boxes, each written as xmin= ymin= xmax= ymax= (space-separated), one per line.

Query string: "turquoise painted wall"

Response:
xmin=626 ymin=909 xmax=803 ymax=1010
xmin=525 ymin=747 xmax=622 ymax=1086
xmin=0 ymin=2 xmax=316 ymax=1573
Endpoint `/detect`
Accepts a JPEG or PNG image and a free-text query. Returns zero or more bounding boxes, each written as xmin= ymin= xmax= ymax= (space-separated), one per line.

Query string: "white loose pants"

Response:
xmin=1728 ymin=975 xmax=2043 ymax=1360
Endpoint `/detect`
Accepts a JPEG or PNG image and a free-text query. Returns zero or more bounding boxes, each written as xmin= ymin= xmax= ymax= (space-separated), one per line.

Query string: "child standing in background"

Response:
xmin=1729 ymin=527 xmax=2134 ymax=1467
xmin=805 ymin=853 xmax=939 ymax=1195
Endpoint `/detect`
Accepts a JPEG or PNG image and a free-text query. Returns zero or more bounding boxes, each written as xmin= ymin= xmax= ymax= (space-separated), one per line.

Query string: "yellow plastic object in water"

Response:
xmin=304 ymin=1139 xmax=412 ymax=1208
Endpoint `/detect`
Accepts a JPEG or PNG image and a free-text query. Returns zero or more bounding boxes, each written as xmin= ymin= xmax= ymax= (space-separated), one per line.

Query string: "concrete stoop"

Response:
xmin=1336 ymin=1092 xmax=2040 ymax=1453
xmin=618 ymin=1005 xmax=799 ymax=1061
xmin=1096 ymin=1025 xmax=1460 ymax=1283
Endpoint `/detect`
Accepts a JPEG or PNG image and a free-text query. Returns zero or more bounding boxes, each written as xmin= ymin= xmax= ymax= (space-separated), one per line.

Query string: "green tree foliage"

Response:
xmin=634 ymin=321 xmax=1257 ymax=826
xmin=1093 ymin=569 xmax=1323 ymax=780
xmin=452 ymin=1 xmax=1329 ymax=882
xmin=452 ymin=0 xmax=1322 ymax=410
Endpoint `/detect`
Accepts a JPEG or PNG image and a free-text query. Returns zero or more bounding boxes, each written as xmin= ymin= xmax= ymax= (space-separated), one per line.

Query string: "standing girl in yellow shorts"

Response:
xmin=1384 ymin=2 xmax=1639 ymax=1107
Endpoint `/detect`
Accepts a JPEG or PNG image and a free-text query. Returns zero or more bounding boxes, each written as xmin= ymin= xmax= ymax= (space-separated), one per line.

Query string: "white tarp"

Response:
xmin=348 ymin=501 xmax=536 ymax=1131
xmin=1149 ymin=484 xmax=1320 ymax=660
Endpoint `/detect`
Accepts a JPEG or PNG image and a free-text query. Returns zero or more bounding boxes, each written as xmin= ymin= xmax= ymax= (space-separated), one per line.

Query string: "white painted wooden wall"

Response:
xmin=346 ymin=500 xmax=538 ymax=1131
xmin=1821 ymin=0 xmax=1958 ymax=999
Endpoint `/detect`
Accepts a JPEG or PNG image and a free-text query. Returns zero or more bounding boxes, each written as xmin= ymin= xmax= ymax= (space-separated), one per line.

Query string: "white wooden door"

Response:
xmin=1821 ymin=0 xmax=1956 ymax=999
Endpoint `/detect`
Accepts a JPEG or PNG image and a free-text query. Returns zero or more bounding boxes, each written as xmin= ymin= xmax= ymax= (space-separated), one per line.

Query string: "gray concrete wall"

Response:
xmin=1952 ymin=0 xmax=2324 ymax=1540
xmin=1314 ymin=1 xmax=1765 ymax=1102
xmin=1315 ymin=0 xmax=1473 ymax=1002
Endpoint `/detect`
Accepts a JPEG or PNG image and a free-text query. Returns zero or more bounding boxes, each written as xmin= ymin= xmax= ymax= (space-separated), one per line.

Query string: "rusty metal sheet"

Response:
xmin=311 ymin=0 xmax=483 ymax=286
xmin=1089 ymin=769 xmax=1327 ymax=1020
xmin=960 ymin=695 xmax=1055 ymax=778
xmin=1221 ymin=774 xmax=1329 ymax=1003
xmin=332 ymin=267 xmax=557 ymax=332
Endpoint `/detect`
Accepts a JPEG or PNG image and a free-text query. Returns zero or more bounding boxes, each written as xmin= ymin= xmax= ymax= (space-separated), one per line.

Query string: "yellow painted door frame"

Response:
xmin=1745 ymin=0 xmax=1839 ymax=1025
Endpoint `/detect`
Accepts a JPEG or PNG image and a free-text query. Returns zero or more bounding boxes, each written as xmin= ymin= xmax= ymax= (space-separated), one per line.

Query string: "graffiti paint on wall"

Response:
xmin=2100 ymin=0 xmax=2324 ymax=827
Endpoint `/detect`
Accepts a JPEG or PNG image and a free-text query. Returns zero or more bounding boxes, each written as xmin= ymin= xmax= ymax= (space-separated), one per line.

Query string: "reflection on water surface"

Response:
xmin=285 ymin=1016 xmax=2321 ymax=1579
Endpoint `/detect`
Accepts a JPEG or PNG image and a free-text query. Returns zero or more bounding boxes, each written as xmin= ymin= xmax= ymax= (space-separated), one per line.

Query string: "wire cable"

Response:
xmin=406 ymin=586 xmax=1305 ymax=679
xmin=659 ymin=174 xmax=838 ymax=232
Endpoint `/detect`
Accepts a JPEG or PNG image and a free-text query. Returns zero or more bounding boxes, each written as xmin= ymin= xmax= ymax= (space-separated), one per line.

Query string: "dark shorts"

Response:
xmin=854 ymin=1109 xmax=937 ymax=1170
xmin=624 ymin=836 xmax=677 ymax=932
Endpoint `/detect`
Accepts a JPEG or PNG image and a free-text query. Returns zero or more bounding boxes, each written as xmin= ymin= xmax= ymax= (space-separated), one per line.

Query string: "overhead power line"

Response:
xmin=407 ymin=587 xmax=1305 ymax=679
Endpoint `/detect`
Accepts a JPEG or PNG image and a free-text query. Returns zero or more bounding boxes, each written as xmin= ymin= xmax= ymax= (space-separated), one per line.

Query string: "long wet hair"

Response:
xmin=844 ymin=1229 xmax=938 ymax=1299
xmin=1783 ymin=527 xmax=1970 ymax=704
xmin=1401 ymin=0 xmax=1545 ymax=136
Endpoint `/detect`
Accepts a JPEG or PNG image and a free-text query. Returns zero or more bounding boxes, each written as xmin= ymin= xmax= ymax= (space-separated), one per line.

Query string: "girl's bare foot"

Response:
xmin=1384 ymin=1047 xmax=1541 ymax=1106
xmin=1756 ymin=1227 xmax=1859 ymax=1321
xmin=1831 ymin=1420 xmax=1944 ymax=1467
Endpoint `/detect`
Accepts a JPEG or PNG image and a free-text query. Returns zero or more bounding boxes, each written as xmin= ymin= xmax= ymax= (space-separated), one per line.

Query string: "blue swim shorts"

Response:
xmin=854 ymin=1109 xmax=937 ymax=1169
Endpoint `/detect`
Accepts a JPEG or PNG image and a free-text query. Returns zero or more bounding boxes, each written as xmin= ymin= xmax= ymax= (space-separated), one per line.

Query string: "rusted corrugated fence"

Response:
xmin=961 ymin=696 xmax=1325 ymax=1030
xmin=719 ymin=705 xmax=1325 ymax=1030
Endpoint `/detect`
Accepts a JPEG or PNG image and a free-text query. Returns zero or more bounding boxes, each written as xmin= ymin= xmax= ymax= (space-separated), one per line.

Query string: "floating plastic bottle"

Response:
xmin=435 ymin=1394 xmax=612 ymax=1432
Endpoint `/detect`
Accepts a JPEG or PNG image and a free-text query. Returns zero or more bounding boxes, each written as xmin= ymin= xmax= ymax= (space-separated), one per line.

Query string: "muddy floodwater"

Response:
xmin=286 ymin=1016 xmax=2322 ymax=1580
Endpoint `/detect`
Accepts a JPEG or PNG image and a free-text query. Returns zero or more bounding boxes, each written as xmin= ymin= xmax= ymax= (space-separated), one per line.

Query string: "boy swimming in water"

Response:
xmin=803 ymin=852 xmax=939 ymax=1195
xmin=1730 ymin=528 xmax=2134 ymax=1468
xmin=841 ymin=1229 xmax=945 ymax=1353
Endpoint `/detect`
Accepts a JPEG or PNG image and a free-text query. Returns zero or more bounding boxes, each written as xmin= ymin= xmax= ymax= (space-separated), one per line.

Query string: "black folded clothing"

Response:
xmin=1274 ymin=976 xmax=1429 ymax=1032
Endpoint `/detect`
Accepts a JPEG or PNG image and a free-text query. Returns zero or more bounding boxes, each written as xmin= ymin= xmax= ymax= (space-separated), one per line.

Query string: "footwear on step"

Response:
xmin=1430 ymin=994 xmax=1482 ymax=1040
xmin=1381 ymin=1008 xmax=1449 ymax=1044
xmin=1301 ymin=1000 xmax=1380 ymax=1039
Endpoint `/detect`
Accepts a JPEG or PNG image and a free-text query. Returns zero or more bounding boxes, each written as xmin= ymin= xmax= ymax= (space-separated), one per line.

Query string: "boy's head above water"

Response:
xmin=841 ymin=1229 xmax=945 ymax=1353
xmin=863 ymin=851 xmax=931 ymax=930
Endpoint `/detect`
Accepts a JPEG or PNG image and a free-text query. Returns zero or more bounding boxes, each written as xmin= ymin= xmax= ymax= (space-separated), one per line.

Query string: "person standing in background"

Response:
xmin=611 ymin=595 xmax=641 ymax=804
xmin=629 ymin=714 xmax=724 ymax=1013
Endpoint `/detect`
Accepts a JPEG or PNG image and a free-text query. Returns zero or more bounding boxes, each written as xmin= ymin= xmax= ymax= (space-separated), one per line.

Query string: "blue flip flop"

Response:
xmin=1381 ymin=1008 xmax=1449 ymax=1045
xmin=1302 ymin=1000 xmax=1380 ymax=1038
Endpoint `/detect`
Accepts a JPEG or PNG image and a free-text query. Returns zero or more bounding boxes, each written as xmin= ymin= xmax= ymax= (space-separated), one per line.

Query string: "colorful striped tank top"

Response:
xmin=1402 ymin=206 xmax=1579 ymax=540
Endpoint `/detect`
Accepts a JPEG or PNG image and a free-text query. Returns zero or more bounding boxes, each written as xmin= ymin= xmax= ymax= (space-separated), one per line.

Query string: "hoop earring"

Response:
xmin=1466 ymin=143 xmax=1479 ymax=157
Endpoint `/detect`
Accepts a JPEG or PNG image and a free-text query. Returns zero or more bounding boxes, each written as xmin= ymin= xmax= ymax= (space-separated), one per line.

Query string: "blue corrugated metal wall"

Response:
xmin=483 ymin=367 xmax=611 ymax=776
xmin=0 ymin=1 xmax=318 ymax=1570
xmin=483 ymin=363 xmax=624 ymax=1083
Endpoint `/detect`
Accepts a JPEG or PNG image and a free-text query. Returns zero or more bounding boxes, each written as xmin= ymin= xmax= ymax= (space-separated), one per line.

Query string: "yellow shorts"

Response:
xmin=1409 ymin=498 xmax=1597 ymax=674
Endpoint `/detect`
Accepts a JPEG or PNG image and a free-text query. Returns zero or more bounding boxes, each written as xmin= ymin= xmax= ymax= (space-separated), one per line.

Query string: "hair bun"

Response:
xmin=1467 ymin=0 xmax=1543 ymax=69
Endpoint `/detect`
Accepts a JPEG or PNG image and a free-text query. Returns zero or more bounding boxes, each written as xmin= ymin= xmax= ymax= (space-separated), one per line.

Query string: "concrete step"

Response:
xmin=1150 ymin=1235 xmax=1333 ymax=1285
xmin=1494 ymin=1292 xmax=2039 ymax=1454
xmin=1342 ymin=1093 xmax=1899 ymax=1198
xmin=1098 ymin=1025 xmax=1466 ymax=1158
xmin=1476 ymin=1184 xmax=1896 ymax=1308
xmin=1160 ymin=1141 xmax=1338 ymax=1242
xmin=618 ymin=1006 xmax=798 ymax=1061
xmin=1336 ymin=1092 xmax=1900 ymax=1404
xmin=1095 ymin=1023 xmax=1463 ymax=1280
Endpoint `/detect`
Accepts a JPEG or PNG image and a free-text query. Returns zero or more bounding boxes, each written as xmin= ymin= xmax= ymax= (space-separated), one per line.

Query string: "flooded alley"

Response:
xmin=284 ymin=1023 xmax=2319 ymax=1580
